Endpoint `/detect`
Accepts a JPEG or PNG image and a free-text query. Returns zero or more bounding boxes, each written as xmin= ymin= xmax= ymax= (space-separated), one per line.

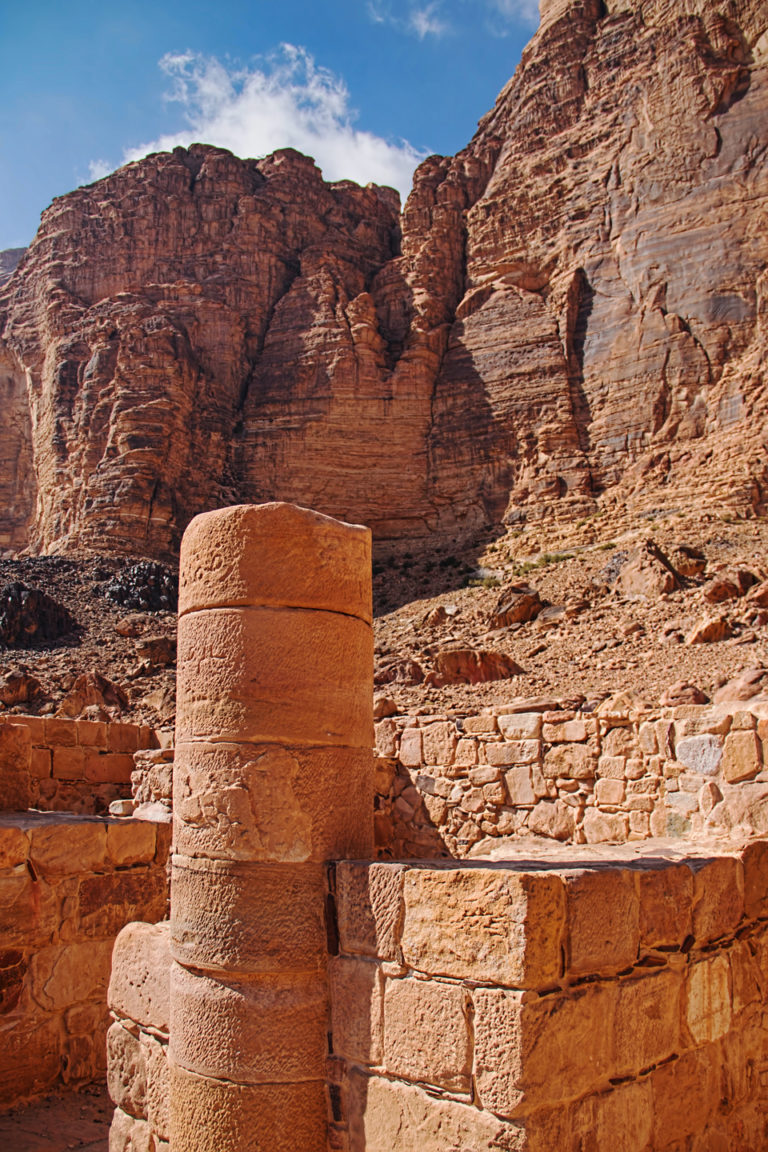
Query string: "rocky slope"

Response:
xmin=0 ymin=0 xmax=766 ymax=564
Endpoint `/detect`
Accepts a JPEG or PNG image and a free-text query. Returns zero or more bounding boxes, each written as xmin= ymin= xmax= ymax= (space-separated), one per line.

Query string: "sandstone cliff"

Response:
xmin=1 ymin=0 xmax=766 ymax=560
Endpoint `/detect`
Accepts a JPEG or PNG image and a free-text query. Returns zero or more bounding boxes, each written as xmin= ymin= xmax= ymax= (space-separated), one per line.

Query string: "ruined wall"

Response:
xmin=108 ymin=922 xmax=171 ymax=1151
xmin=375 ymin=699 xmax=768 ymax=857
xmin=0 ymin=812 xmax=170 ymax=1108
xmin=110 ymin=843 xmax=768 ymax=1151
xmin=328 ymin=846 xmax=768 ymax=1151
xmin=0 ymin=715 xmax=159 ymax=814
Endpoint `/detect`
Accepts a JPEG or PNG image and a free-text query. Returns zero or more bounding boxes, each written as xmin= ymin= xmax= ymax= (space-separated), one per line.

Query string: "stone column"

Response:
xmin=169 ymin=503 xmax=373 ymax=1152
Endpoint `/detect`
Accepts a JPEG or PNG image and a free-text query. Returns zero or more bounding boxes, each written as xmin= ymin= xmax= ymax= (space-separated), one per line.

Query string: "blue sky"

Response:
xmin=0 ymin=0 xmax=538 ymax=251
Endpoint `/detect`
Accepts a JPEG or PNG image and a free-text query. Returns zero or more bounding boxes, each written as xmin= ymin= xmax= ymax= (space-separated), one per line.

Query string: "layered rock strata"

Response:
xmin=1 ymin=0 xmax=767 ymax=559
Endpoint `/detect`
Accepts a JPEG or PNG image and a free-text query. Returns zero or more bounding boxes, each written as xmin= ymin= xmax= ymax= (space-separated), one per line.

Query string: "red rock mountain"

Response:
xmin=1 ymin=0 xmax=767 ymax=561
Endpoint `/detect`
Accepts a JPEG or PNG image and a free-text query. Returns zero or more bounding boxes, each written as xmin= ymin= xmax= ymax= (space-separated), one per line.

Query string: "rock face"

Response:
xmin=1 ymin=0 xmax=767 ymax=560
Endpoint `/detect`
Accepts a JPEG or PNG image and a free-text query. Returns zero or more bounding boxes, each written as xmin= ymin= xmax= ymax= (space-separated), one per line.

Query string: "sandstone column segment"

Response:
xmin=170 ymin=502 xmax=374 ymax=1152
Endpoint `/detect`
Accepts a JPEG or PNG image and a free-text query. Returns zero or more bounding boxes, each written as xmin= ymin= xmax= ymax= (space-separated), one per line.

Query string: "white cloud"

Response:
xmin=483 ymin=0 xmax=540 ymax=31
xmin=87 ymin=159 xmax=112 ymax=182
xmin=409 ymin=4 xmax=450 ymax=38
xmin=118 ymin=46 xmax=426 ymax=202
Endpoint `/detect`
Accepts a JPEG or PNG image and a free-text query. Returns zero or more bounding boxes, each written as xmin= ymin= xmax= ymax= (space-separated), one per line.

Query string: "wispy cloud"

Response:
xmin=483 ymin=0 xmax=540 ymax=32
xmin=87 ymin=159 xmax=112 ymax=182
xmin=368 ymin=0 xmax=452 ymax=38
xmin=96 ymin=47 xmax=427 ymax=202
xmin=409 ymin=4 xmax=450 ymax=38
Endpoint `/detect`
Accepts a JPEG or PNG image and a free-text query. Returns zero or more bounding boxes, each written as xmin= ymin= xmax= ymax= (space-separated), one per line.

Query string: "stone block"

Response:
xmin=29 ymin=747 xmax=52 ymax=779
xmin=0 ymin=1014 xmax=61 ymax=1109
xmin=468 ymin=765 xmax=501 ymax=787
xmin=565 ymin=868 xmax=639 ymax=977
xmin=179 ymin=502 xmax=372 ymax=622
xmin=544 ymin=743 xmax=594 ymax=779
xmin=175 ymin=607 xmax=373 ymax=749
xmin=602 ymin=726 xmax=634 ymax=755
xmin=527 ymin=800 xmax=575 ymax=841
xmin=543 ymin=720 xmax=587 ymax=743
xmin=109 ymin=1106 xmax=155 ymax=1152
xmin=143 ymin=1032 xmax=169 ymax=1140
xmin=84 ymin=751 xmax=135 ymax=783
xmin=173 ymin=741 xmax=373 ymax=863
xmin=614 ymin=969 xmax=682 ymax=1077
xmin=106 ymin=725 xmax=143 ymax=755
xmin=474 ymin=983 xmax=615 ymax=1116
xmin=730 ymin=938 xmax=762 ymax=1016
xmin=52 ymin=745 xmax=86 ymax=781
xmin=637 ymin=863 xmax=692 ymax=949
xmin=400 ymin=867 xmax=564 ymax=988
xmin=109 ymin=922 xmax=171 ymax=1033
xmin=107 ymin=819 xmax=157 ymax=867
xmin=329 ymin=956 xmax=383 ymax=1064
xmin=685 ymin=954 xmax=732 ymax=1044
xmin=30 ymin=939 xmax=114 ymax=1012
xmin=582 ymin=808 xmax=628 ymax=843
xmin=690 ymin=856 xmax=743 ymax=944
xmin=741 ymin=839 xmax=768 ymax=920
xmin=29 ymin=820 xmax=107 ymax=875
xmin=498 ymin=713 xmax=542 ymax=740
xmin=596 ymin=755 xmax=625 ymax=779
xmin=463 ymin=714 xmax=498 ymax=735
xmin=43 ymin=717 xmax=78 ymax=747
xmin=107 ymin=1021 xmax=147 ymax=1121
xmin=675 ymin=734 xmax=723 ymax=776
xmin=722 ymin=730 xmax=761 ymax=783
xmin=383 ymin=977 xmax=471 ymax=1091
xmin=171 ymin=856 xmax=326 ymax=974
xmin=77 ymin=868 xmax=167 ymax=938
xmin=169 ymin=1063 xmax=327 ymax=1152
xmin=0 ymin=867 xmax=57 ymax=945
xmin=504 ymin=767 xmax=536 ymax=806
xmin=75 ymin=719 xmax=108 ymax=747
xmin=487 ymin=740 xmax=540 ymax=767
xmin=595 ymin=778 xmax=625 ymax=806
xmin=453 ymin=737 xmax=477 ymax=766
xmin=421 ymin=721 xmax=457 ymax=766
xmin=649 ymin=1049 xmax=720 ymax=1147
xmin=347 ymin=1071 xmax=524 ymax=1152
xmin=374 ymin=719 xmax=398 ymax=758
xmin=638 ymin=722 xmax=658 ymax=755
xmin=0 ymin=823 xmax=29 ymax=868
xmin=399 ymin=728 xmax=422 ymax=767
xmin=170 ymin=965 xmax=328 ymax=1083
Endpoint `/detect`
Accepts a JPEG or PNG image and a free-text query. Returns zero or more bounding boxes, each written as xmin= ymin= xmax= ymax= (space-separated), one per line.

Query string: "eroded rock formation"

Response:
xmin=1 ymin=0 xmax=766 ymax=560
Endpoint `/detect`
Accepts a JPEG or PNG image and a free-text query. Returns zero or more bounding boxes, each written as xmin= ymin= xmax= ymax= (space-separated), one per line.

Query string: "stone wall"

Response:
xmin=107 ymin=922 xmax=171 ymax=1152
xmin=375 ymin=699 xmax=768 ymax=858
xmin=0 ymin=812 xmax=170 ymax=1108
xmin=327 ymin=844 xmax=768 ymax=1151
xmin=0 ymin=715 xmax=159 ymax=814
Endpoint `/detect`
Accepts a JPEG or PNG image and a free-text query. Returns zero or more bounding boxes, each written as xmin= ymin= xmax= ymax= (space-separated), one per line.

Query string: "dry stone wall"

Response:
xmin=0 ymin=715 xmax=159 ymax=814
xmin=375 ymin=699 xmax=768 ymax=857
xmin=0 ymin=812 xmax=170 ymax=1108
xmin=328 ymin=845 xmax=768 ymax=1151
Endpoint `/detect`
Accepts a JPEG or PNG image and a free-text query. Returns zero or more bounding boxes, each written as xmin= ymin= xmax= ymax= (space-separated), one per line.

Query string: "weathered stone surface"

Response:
xmin=169 ymin=1064 xmax=327 ymax=1152
xmin=175 ymin=607 xmax=373 ymax=747
xmin=335 ymin=861 xmax=405 ymax=960
xmin=169 ymin=964 xmax=328 ymax=1083
xmin=179 ymin=502 xmax=372 ymax=622
xmin=565 ymin=868 xmax=639 ymax=977
xmin=109 ymin=922 xmax=171 ymax=1034
xmin=383 ymin=977 xmax=472 ymax=1091
xmin=347 ymin=1072 xmax=524 ymax=1152
xmin=400 ymin=867 xmax=565 ymax=987
xmin=173 ymin=741 xmax=372 ymax=863
xmin=426 ymin=648 xmax=522 ymax=687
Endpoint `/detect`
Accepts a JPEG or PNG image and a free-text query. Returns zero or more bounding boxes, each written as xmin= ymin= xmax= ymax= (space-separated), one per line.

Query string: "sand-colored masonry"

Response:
xmin=169 ymin=502 xmax=374 ymax=1151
